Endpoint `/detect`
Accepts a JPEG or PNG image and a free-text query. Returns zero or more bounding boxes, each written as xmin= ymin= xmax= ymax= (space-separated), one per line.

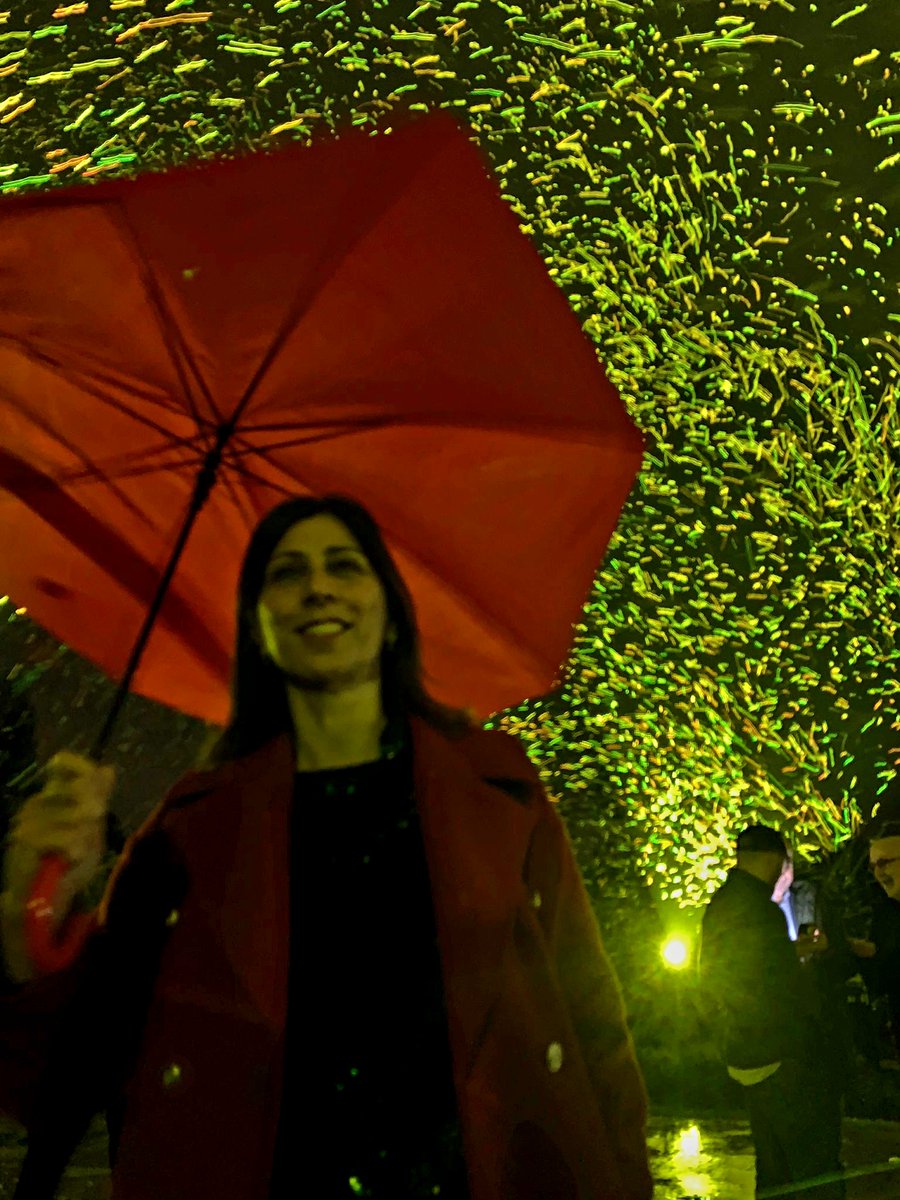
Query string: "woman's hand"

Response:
xmin=1 ymin=752 xmax=114 ymax=982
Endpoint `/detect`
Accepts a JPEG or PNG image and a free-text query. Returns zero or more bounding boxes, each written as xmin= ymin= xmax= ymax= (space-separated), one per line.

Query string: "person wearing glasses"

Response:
xmin=845 ymin=819 xmax=900 ymax=1063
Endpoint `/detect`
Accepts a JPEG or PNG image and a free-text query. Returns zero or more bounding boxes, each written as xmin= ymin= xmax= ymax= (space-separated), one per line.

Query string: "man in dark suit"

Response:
xmin=699 ymin=824 xmax=845 ymax=1199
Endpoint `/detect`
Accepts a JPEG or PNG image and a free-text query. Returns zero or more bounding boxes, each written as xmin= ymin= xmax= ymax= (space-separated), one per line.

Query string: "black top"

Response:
xmin=267 ymin=741 xmax=469 ymax=1199
xmin=699 ymin=866 xmax=822 ymax=1070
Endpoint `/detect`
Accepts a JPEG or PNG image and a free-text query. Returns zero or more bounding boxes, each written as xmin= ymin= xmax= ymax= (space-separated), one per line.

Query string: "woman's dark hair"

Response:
xmin=196 ymin=495 xmax=473 ymax=769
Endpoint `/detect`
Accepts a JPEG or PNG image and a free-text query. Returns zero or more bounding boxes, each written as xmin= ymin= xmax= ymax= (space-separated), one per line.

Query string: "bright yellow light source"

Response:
xmin=662 ymin=937 xmax=689 ymax=968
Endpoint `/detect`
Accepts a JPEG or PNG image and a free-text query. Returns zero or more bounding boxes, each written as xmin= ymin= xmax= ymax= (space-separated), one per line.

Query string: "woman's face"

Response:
xmin=256 ymin=514 xmax=389 ymax=690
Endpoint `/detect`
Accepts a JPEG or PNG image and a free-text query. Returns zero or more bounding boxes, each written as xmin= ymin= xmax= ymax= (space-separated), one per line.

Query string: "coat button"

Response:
xmin=161 ymin=1063 xmax=183 ymax=1089
xmin=531 ymin=890 xmax=542 ymax=909
xmin=165 ymin=908 xmax=180 ymax=926
xmin=546 ymin=1042 xmax=564 ymax=1074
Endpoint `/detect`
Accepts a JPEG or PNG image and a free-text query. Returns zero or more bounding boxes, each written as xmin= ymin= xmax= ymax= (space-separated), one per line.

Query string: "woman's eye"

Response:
xmin=267 ymin=565 xmax=308 ymax=584
xmin=268 ymin=558 xmax=365 ymax=582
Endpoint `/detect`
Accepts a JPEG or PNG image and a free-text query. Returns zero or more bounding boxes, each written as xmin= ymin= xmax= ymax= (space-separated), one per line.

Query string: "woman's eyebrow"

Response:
xmin=270 ymin=545 xmax=362 ymax=561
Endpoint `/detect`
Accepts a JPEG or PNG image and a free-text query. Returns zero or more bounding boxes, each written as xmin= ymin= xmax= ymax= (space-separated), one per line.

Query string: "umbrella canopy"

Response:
xmin=0 ymin=111 xmax=641 ymax=729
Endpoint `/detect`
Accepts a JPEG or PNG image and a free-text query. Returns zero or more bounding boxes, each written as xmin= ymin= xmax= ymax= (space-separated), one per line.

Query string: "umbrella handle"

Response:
xmin=23 ymin=855 xmax=94 ymax=977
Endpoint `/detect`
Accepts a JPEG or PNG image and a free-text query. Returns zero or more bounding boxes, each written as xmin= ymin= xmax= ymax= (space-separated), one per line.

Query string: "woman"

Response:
xmin=0 ymin=495 xmax=652 ymax=1200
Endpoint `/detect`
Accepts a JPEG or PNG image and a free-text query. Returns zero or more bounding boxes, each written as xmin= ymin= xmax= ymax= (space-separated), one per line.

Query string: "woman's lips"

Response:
xmin=296 ymin=620 xmax=348 ymax=640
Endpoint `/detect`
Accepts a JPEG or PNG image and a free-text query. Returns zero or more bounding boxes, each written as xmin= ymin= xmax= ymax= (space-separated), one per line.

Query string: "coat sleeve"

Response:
xmin=0 ymin=803 xmax=185 ymax=1176
xmin=0 ymin=925 xmax=97 ymax=1129
xmin=10 ymin=821 xmax=186 ymax=1200
xmin=525 ymin=785 xmax=652 ymax=1200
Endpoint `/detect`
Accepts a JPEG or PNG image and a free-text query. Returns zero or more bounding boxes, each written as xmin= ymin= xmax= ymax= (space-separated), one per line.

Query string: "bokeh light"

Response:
xmin=661 ymin=937 xmax=689 ymax=969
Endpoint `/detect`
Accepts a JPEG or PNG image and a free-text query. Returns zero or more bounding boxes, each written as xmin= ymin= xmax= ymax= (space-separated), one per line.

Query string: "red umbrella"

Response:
xmin=0 ymin=111 xmax=642 ymax=974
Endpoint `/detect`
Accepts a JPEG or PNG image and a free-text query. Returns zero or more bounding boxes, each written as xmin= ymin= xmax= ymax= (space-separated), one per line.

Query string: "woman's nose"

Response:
xmin=302 ymin=567 xmax=337 ymax=596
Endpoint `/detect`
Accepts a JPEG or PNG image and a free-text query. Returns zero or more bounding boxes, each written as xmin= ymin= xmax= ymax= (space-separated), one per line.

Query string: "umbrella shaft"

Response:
xmin=89 ymin=427 xmax=233 ymax=761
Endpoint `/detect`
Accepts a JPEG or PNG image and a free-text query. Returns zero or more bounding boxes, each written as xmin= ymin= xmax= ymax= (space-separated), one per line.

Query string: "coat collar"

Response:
xmin=162 ymin=716 xmax=538 ymax=1085
xmin=163 ymin=715 xmax=537 ymax=804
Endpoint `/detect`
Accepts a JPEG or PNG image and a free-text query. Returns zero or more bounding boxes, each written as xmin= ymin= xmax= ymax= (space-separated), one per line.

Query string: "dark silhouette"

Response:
xmin=699 ymin=824 xmax=845 ymax=1200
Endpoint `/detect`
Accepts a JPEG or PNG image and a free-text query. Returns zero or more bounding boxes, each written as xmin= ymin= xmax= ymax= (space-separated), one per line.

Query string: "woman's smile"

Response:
xmin=297 ymin=621 xmax=349 ymax=642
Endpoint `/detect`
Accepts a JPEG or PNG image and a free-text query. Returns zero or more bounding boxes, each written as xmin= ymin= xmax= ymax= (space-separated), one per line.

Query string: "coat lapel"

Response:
xmin=163 ymin=721 xmax=538 ymax=1085
xmin=410 ymin=718 xmax=538 ymax=1084
xmin=162 ymin=735 xmax=295 ymax=1034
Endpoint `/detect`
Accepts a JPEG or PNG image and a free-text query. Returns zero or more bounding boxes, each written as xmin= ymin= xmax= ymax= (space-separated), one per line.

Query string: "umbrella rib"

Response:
xmin=0 ymin=447 xmax=232 ymax=683
xmin=47 ymin=443 xmax=214 ymax=488
xmin=228 ymin=136 xmax=446 ymax=429
xmin=224 ymin=412 xmax=624 ymax=459
xmin=0 ymin=337 xmax=212 ymax=446
xmin=7 ymin=434 xmax=288 ymax=510
xmin=216 ymin=454 xmax=301 ymax=502
xmin=0 ymin=393 xmax=208 ymax=534
xmin=215 ymin=457 xmax=277 ymax=530
xmin=103 ymin=199 xmax=221 ymax=431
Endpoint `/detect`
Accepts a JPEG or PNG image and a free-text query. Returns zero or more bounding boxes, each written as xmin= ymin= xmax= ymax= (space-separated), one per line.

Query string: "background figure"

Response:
xmin=848 ymin=818 xmax=900 ymax=1064
xmin=699 ymin=824 xmax=845 ymax=1200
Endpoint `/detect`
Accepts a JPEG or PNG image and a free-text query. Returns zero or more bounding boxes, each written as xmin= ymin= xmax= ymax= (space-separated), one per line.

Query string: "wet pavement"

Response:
xmin=648 ymin=1117 xmax=757 ymax=1198
xmin=647 ymin=1115 xmax=900 ymax=1198
xmin=0 ymin=1112 xmax=898 ymax=1197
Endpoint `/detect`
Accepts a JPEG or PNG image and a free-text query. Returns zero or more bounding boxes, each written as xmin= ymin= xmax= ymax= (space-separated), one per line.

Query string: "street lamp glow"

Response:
xmin=662 ymin=937 xmax=689 ymax=968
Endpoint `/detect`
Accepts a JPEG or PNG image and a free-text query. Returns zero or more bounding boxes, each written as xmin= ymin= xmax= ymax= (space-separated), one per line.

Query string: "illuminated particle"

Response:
xmin=115 ymin=13 xmax=212 ymax=43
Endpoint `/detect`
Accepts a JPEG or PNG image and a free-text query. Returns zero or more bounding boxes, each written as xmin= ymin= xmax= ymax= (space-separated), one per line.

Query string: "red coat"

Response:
xmin=1 ymin=719 xmax=652 ymax=1200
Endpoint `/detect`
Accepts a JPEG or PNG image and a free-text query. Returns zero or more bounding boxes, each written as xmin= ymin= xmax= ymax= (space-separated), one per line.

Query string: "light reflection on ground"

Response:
xmin=648 ymin=1115 xmax=900 ymax=1199
xmin=670 ymin=1123 xmax=716 ymax=1197
xmin=649 ymin=1116 xmax=755 ymax=1198
xmin=2 ymin=1113 xmax=899 ymax=1198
